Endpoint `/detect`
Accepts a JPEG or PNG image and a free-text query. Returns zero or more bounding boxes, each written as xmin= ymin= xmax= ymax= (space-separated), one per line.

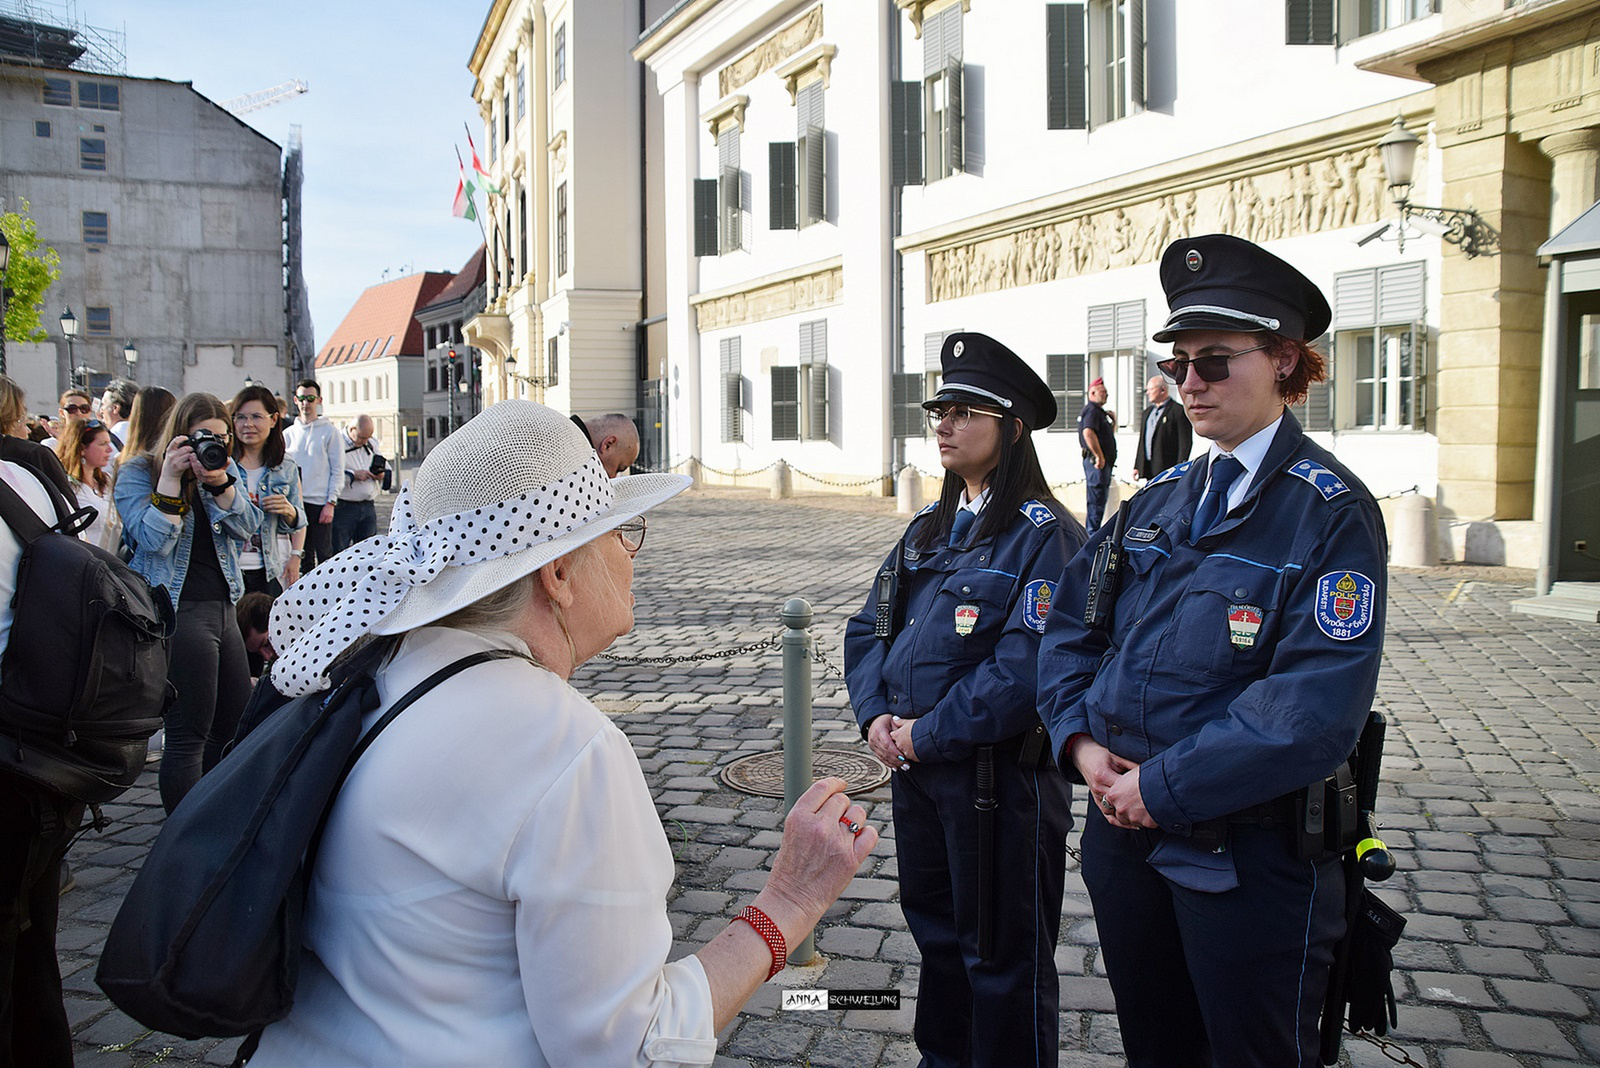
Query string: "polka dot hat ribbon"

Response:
xmin=269 ymin=454 xmax=613 ymax=697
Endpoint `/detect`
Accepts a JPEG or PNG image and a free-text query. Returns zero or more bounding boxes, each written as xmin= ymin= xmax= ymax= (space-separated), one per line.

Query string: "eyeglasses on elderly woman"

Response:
xmin=615 ymin=517 xmax=646 ymax=556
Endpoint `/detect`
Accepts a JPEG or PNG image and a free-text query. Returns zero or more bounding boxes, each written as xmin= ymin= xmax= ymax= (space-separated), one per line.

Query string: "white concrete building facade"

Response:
xmin=638 ymin=0 xmax=1600 ymax=566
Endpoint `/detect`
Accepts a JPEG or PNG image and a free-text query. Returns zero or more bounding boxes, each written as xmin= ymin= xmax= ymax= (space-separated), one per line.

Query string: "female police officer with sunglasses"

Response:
xmin=1037 ymin=235 xmax=1388 ymax=1067
xmin=845 ymin=333 xmax=1084 ymax=1068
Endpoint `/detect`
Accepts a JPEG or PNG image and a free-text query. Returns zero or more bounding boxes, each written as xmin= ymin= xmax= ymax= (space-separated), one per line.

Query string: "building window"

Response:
xmin=426 ymin=416 xmax=437 ymax=440
xmin=86 ymin=306 xmax=112 ymax=337
xmin=516 ymin=66 xmax=526 ymax=119
xmin=489 ymin=114 xmax=497 ymax=164
xmin=798 ymin=319 xmax=829 ymax=440
xmin=554 ymin=24 xmax=567 ymax=89
xmin=428 ymin=363 xmax=438 ymax=392
xmin=796 ymin=82 xmax=825 ymax=228
xmin=78 ymin=80 xmax=120 ymax=111
xmin=1047 ymin=353 xmax=1089 ymax=432
xmin=502 ymin=91 xmax=511 ymax=147
xmin=719 ymin=336 xmax=744 ymax=442
xmin=80 ymin=137 xmax=106 ymax=171
xmin=555 ymin=182 xmax=567 ymax=276
xmin=1087 ymin=299 xmax=1147 ymax=427
xmin=34 ymin=120 xmax=50 ymax=137
xmin=519 ymin=188 xmax=529 ymax=280
xmin=695 ymin=125 xmax=742 ymax=256
xmin=1331 ymin=262 xmax=1427 ymax=430
xmin=82 ymin=211 xmax=108 ymax=244
xmin=547 ymin=336 xmax=560 ymax=387
xmin=922 ymin=4 xmax=963 ymax=182
xmin=1340 ymin=0 xmax=1436 ymax=41
xmin=1047 ymin=2 xmax=1144 ymax=129
xmin=42 ymin=77 xmax=71 ymax=106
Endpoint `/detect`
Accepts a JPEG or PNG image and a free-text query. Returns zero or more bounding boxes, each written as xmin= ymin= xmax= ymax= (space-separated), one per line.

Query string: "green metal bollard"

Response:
xmin=780 ymin=596 xmax=816 ymax=965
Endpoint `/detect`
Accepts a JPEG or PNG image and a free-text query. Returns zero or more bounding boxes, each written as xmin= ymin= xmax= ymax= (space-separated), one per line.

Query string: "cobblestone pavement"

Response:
xmin=55 ymin=491 xmax=1600 ymax=1067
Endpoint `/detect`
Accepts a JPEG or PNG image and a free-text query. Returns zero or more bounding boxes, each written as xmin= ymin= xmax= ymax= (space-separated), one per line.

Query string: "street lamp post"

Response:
xmin=123 ymin=341 xmax=138 ymax=381
xmin=0 ymin=229 xmax=11 ymax=377
xmin=1376 ymin=116 xmax=1496 ymax=258
xmin=60 ymin=307 xmax=79 ymax=387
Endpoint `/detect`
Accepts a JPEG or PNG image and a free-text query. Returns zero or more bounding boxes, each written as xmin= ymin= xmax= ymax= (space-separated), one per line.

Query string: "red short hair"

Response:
xmin=1263 ymin=335 xmax=1326 ymax=407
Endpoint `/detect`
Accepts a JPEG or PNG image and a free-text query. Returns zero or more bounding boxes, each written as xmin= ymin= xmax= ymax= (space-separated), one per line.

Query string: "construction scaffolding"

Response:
xmin=0 ymin=0 xmax=124 ymax=73
xmin=282 ymin=125 xmax=315 ymax=384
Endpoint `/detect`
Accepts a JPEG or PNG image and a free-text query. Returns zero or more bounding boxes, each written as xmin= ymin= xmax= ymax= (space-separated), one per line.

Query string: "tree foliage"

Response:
xmin=1 ymin=199 xmax=62 ymax=343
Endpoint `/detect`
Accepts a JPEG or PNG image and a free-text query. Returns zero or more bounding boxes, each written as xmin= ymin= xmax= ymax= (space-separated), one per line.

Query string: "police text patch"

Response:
xmin=1020 ymin=500 xmax=1055 ymax=528
xmin=1125 ymin=525 xmax=1160 ymax=544
xmin=1288 ymin=460 xmax=1350 ymax=501
xmin=1314 ymin=571 xmax=1376 ymax=640
xmin=1022 ymin=579 xmax=1056 ymax=632
xmin=1146 ymin=460 xmax=1193 ymax=488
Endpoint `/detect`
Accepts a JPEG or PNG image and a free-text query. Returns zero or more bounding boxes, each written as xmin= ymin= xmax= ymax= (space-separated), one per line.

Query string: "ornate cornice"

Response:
xmin=716 ymin=6 xmax=824 ymax=97
xmin=691 ymin=257 xmax=843 ymax=331
xmin=774 ymin=43 xmax=837 ymax=104
xmin=700 ymin=93 xmax=751 ymax=137
xmin=895 ymin=0 xmax=970 ymax=40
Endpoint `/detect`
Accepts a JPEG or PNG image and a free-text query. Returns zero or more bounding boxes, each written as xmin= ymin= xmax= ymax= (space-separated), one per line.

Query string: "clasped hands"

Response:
xmin=1069 ymin=735 xmax=1157 ymax=829
xmin=867 ymin=714 xmax=918 ymax=771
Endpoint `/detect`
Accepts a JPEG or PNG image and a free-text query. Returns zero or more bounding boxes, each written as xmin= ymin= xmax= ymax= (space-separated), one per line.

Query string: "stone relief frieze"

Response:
xmin=694 ymin=265 xmax=843 ymax=332
xmin=718 ymin=7 xmax=823 ymax=98
xmin=926 ymin=144 xmax=1418 ymax=303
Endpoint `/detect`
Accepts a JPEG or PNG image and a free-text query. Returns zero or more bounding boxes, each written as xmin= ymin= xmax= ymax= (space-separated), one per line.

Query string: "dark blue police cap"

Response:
xmin=921 ymin=332 xmax=1056 ymax=430
xmin=1151 ymin=234 xmax=1332 ymax=343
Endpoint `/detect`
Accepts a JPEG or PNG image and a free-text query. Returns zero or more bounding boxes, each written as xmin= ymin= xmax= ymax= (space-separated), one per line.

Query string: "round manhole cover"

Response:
xmin=720 ymin=747 xmax=892 ymax=798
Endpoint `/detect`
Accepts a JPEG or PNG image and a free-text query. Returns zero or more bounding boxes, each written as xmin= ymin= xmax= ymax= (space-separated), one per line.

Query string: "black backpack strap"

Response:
xmin=0 ymin=476 xmax=54 ymax=545
xmin=303 ymin=648 xmax=530 ymax=876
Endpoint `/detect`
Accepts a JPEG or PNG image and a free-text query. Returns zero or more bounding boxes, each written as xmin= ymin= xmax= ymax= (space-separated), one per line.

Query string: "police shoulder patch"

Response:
xmin=1288 ymin=459 xmax=1350 ymax=501
xmin=1020 ymin=500 xmax=1056 ymax=528
xmin=916 ymin=502 xmax=938 ymax=517
xmin=1022 ymin=578 xmax=1056 ymax=632
xmin=1314 ymin=570 xmax=1376 ymax=641
xmin=1145 ymin=459 xmax=1193 ymax=488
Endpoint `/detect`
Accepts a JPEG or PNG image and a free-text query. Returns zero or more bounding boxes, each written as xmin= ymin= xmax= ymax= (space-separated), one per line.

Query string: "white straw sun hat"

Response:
xmin=269 ymin=400 xmax=689 ymax=696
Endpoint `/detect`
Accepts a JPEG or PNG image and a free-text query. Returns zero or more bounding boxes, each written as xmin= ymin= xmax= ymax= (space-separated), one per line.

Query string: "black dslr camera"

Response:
xmin=187 ymin=428 xmax=231 ymax=471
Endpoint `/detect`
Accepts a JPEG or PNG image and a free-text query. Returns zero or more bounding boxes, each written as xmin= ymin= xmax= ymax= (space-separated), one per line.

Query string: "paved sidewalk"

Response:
xmin=55 ymin=492 xmax=1600 ymax=1067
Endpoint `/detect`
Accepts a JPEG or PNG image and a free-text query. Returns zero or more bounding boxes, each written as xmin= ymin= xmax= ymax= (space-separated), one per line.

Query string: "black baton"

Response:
xmin=975 ymin=745 xmax=996 ymax=962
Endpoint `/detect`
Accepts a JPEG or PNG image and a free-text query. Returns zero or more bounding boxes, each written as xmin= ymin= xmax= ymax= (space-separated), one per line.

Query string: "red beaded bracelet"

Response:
xmin=734 ymin=904 xmax=787 ymax=981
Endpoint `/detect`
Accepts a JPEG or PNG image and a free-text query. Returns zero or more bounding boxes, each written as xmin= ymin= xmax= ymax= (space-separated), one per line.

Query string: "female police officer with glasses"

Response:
xmin=1037 ymin=235 xmax=1388 ymax=1067
xmin=845 ymin=333 xmax=1084 ymax=1068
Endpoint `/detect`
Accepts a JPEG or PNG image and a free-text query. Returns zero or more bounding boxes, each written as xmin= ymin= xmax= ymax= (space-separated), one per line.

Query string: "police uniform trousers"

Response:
xmin=1081 ymin=812 xmax=1345 ymax=1068
xmin=0 ymin=775 xmax=83 ymax=1068
xmin=1081 ymin=459 xmax=1110 ymax=534
xmin=893 ymin=751 xmax=1072 ymax=1068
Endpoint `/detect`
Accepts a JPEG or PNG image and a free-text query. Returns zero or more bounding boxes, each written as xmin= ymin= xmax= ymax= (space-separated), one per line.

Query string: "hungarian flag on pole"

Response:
xmin=452 ymin=148 xmax=477 ymax=220
xmin=465 ymin=129 xmax=504 ymax=196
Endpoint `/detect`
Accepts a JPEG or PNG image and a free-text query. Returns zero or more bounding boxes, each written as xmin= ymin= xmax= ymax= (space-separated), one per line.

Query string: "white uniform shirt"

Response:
xmin=251 ymin=626 xmax=717 ymax=1067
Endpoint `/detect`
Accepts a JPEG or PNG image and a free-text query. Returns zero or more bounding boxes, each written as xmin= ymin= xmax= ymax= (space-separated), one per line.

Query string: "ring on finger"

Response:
xmin=839 ymin=815 xmax=863 ymax=836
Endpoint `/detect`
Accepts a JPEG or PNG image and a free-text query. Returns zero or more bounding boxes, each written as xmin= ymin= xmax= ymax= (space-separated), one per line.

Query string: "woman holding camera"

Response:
xmin=228 ymin=384 xmax=305 ymax=595
xmin=114 ymin=393 xmax=262 ymax=813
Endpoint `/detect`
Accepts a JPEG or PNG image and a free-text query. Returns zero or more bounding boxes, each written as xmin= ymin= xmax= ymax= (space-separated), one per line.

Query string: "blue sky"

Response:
xmin=81 ymin=0 xmax=489 ymax=347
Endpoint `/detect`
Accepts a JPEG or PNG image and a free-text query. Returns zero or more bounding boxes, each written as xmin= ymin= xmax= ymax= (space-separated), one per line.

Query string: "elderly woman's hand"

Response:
xmin=757 ymin=777 xmax=878 ymax=932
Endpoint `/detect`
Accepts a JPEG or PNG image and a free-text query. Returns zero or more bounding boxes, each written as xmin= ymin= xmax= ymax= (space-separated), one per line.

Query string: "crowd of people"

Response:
xmin=0 ymin=234 xmax=1390 ymax=1067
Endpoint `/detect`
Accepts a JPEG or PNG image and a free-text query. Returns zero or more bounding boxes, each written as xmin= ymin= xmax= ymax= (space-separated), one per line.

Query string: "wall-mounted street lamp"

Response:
xmin=123 ymin=340 xmax=138 ymax=379
xmin=1376 ymin=116 xmax=1498 ymax=258
xmin=503 ymin=351 xmax=549 ymax=392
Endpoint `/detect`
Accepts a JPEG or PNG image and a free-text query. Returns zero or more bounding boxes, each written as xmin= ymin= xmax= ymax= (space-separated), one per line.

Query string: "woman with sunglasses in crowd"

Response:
xmin=1037 ymin=236 xmax=1388 ymax=1067
xmin=114 ymin=393 xmax=262 ymax=814
xmin=843 ymin=333 xmax=1084 ymax=1068
xmin=56 ymin=416 xmax=120 ymax=552
xmin=228 ymin=384 xmax=305 ymax=595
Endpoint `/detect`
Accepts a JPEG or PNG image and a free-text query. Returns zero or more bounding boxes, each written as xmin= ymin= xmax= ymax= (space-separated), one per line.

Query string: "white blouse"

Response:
xmin=72 ymin=478 xmax=119 ymax=553
xmin=250 ymin=626 xmax=717 ymax=1068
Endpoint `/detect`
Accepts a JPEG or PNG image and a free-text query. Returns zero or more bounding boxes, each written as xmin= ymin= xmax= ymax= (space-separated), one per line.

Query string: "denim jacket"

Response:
xmin=239 ymin=458 xmax=307 ymax=580
xmin=113 ymin=455 xmax=264 ymax=608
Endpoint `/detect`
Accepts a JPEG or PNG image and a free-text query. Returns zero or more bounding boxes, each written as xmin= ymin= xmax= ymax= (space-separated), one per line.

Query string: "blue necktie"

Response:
xmin=1190 ymin=456 xmax=1244 ymax=544
xmin=948 ymin=508 xmax=976 ymax=547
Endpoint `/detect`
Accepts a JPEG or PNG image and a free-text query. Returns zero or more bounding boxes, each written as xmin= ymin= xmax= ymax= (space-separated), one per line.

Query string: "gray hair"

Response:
xmin=104 ymin=378 xmax=138 ymax=419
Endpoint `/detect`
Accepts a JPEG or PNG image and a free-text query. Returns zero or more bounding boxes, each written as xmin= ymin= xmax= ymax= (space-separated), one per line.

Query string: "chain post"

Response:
xmin=780 ymin=596 xmax=816 ymax=965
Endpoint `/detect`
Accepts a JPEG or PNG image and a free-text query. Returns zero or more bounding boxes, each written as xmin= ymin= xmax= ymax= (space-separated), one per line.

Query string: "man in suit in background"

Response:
xmin=1133 ymin=375 xmax=1193 ymax=481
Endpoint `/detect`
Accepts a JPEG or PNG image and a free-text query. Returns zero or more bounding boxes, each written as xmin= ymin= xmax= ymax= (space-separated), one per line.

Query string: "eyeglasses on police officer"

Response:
xmin=1156 ymin=343 xmax=1271 ymax=385
xmin=925 ymin=404 xmax=1005 ymax=432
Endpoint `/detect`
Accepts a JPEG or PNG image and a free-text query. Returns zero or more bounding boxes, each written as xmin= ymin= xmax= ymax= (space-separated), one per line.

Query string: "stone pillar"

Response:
xmin=1433 ymin=131 xmax=1550 ymax=523
xmin=1540 ymin=128 xmax=1600 ymax=234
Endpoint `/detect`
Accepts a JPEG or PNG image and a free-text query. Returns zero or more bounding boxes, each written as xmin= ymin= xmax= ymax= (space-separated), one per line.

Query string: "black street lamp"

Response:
xmin=0 ymin=228 xmax=10 ymax=377
xmin=1377 ymin=116 xmax=1497 ymax=258
xmin=123 ymin=340 xmax=138 ymax=380
xmin=60 ymin=307 xmax=79 ymax=384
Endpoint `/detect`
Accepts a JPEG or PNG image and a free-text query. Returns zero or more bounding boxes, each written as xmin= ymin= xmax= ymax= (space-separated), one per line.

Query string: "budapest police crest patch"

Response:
xmin=1314 ymin=571 xmax=1375 ymax=640
xmin=1022 ymin=579 xmax=1055 ymax=632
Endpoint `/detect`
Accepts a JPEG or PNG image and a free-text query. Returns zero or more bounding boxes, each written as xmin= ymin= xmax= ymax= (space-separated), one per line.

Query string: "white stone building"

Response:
xmin=0 ymin=47 xmax=286 ymax=404
xmin=637 ymin=0 xmax=1600 ymax=575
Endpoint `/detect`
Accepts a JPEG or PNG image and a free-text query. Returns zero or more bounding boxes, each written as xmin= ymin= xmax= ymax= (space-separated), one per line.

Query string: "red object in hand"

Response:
xmin=735 ymin=904 xmax=788 ymax=981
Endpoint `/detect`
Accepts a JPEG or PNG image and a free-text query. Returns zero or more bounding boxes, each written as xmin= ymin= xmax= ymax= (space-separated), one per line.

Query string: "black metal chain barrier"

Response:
xmin=789 ymin=465 xmax=892 ymax=489
xmin=812 ymin=646 xmax=846 ymax=681
xmin=1375 ymin=486 xmax=1420 ymax=500
xmin=1350 ymin=1031 xmax=1427 ymax=1067
xmin=596 ymin=632 xmax=782 ymax=666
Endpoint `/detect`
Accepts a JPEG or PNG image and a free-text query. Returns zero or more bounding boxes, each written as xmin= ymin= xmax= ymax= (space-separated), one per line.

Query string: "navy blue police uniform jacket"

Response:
xmin=846 ymin=500 xmax=1078 ymax=758
xmin=1037 ymin=411 xmax=1386 ymax=888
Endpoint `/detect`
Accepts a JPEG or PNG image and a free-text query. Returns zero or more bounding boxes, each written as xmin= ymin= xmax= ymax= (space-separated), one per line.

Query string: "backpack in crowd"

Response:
xmin=96 ymin=642 xmax=524 ymax=1040
xmin=0 ymin=470 xmax=174 ymax=805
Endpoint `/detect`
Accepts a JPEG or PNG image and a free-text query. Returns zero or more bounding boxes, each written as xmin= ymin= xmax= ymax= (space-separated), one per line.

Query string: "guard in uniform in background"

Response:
xmin=846 ymin=333 xmax=1085 ymax=1068
xmin=1037 ymin=235 xmax=1388 ymax=1067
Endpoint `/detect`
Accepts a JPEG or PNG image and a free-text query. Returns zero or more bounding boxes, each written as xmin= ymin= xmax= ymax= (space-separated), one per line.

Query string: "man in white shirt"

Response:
xmin=100 ymin=379 xmax=136 ymax=450
xmin=282 ymin=379 xmax=343 ymax=572
xmin=333 ymin=414 xmax=381 ymax=555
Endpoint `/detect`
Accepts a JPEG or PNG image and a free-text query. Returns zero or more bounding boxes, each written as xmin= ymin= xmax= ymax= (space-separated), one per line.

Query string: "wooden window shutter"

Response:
xmin=769 ymin=142 xmax=797 ymax=230
xmin=891 ymin=81 xmax=924 ymax=186
xmin=694 ymin=179 xmax=719 ymax=256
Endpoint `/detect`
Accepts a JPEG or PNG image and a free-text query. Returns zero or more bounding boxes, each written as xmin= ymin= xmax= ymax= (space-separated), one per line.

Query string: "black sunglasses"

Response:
xmin=1157 ymin=343 xmax=1270 ymax=385
xmin=62 ymin=403 xmax=92 ymax=415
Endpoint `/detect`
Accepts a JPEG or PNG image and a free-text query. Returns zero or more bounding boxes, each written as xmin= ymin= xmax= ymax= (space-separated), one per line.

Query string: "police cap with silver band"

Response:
xmin=1151 ymin=233 xmax=1332 ymax=343
xmin=921 ymin=331 xmax=1056 ymax=430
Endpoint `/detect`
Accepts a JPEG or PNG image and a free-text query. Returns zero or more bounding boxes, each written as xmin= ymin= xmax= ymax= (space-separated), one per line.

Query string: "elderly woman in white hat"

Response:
xmin=250 ymin=402 xmax=877 ymax=1067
